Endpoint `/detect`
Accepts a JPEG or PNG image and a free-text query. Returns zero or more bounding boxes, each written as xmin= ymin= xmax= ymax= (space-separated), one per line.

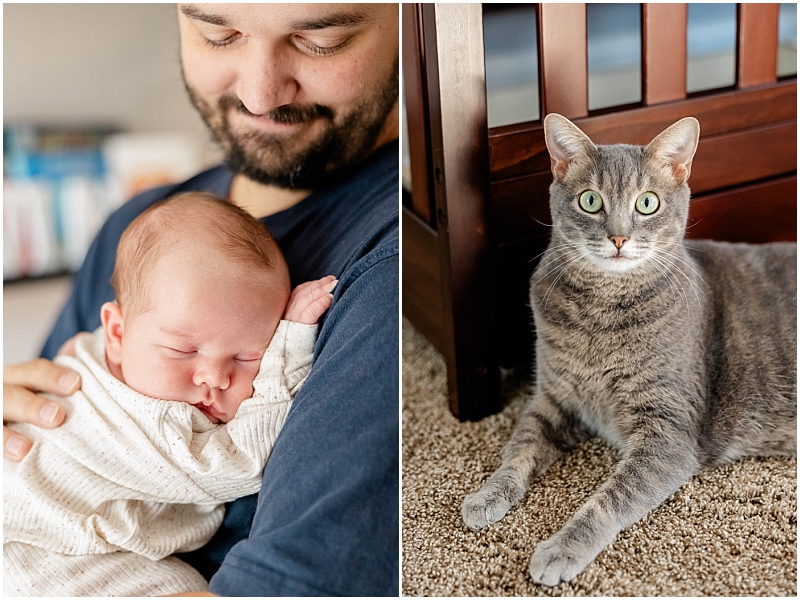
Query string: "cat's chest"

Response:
xmin=531 ymin=276 xmax=683 ymax=447
xmin=540 ymin=341 xmax=634 ymax=448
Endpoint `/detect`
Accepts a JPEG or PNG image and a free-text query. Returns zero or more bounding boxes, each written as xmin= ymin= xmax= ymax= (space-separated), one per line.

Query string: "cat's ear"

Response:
xmin=543 ymin=113 xmax=596 ymax=180
xmin=645 ymin=117 xmax=700 ymax=184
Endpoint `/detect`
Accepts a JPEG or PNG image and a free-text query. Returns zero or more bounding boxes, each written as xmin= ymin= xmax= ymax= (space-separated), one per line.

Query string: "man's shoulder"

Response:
xmin=328 ymin=140 xmax=399 ymax=264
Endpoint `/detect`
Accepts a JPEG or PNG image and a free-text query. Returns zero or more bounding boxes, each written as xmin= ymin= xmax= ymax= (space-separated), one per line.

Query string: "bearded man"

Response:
xmin=3 ymin=4 xmax=399 ymax=596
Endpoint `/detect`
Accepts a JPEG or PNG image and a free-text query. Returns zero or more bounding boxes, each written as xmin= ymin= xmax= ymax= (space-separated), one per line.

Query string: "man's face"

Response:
xmin=178 ymin=3 xmax=399 ymax=190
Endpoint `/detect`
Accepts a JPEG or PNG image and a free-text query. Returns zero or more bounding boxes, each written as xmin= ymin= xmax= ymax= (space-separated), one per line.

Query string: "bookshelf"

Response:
xmin=4 ymin=4 xmax=221 ymax=281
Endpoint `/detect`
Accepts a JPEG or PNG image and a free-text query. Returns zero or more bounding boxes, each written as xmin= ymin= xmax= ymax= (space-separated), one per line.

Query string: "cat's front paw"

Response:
xmin=529 ymin=534 xmax=594 ymax=586
xmin=461 ymin=487 xmax=513 ymax=531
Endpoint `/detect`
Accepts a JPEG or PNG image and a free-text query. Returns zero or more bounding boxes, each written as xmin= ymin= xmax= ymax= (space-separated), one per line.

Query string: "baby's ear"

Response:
xmin=101 ymin=302 xmax=125 ymax=368
xmin=645 ymin=117 xmax=700 ymax=184
xmin=543 ymin=113 xmax=596 ymax=181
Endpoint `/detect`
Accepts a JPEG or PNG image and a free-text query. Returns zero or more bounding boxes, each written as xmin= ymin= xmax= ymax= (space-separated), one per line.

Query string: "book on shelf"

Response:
xmin=4 ymin=124 xmax=206 ymax=280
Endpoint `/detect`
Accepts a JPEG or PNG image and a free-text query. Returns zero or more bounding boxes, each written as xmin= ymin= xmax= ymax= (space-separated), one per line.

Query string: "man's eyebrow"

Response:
xmin=288 ymin=10 xmax=376 ymax=31
xmin=180 ymin=4 xmax=231 ymax=27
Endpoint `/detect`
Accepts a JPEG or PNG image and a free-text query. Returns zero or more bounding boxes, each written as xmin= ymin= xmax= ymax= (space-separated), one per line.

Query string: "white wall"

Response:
xmin=3 ymin=2 xmax=218 ymax=162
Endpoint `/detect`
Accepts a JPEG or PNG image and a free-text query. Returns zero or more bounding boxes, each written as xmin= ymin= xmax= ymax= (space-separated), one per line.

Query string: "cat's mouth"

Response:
xmin=596 ymin=248 xmax=642 ymax=272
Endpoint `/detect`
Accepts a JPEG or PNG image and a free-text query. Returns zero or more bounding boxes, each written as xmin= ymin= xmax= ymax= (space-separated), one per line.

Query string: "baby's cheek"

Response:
xmin=229 ymin=365 xmax=261 ymax=413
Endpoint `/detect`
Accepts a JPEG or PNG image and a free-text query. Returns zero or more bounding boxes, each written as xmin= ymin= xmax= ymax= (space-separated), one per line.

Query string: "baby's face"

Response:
xmin=114 ymin=254 xmax=286 ymax=423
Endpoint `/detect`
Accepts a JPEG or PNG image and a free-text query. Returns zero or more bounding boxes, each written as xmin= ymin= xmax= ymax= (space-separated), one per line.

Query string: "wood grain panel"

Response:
xmin=488 ymin=82 xmax=797 ymax=181
xmin=643 ymin=4 xmax=687 ymax=105
xmin=738 ymin=4 xmax=780 ymax=88
xmin=690 ymin=121 xmax=796 ymax=192
xmin=402 ymin=206 xmax=445 ymax=353
xmin=539 ymin=3 xmax=588 ymax=119
xmin=686 ymin=175 xmax=797 ymax=243
xmin=402 ymin=4 xmax=434 ymax=224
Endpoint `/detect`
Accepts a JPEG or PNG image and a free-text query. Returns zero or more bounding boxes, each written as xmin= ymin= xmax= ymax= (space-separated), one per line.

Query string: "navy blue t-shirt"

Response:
xmin=42 ymin=141 xmax=399 ymax=596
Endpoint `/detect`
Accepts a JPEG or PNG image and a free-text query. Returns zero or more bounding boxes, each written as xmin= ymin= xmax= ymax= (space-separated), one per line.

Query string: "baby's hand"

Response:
xmin=284 ymin=276 xmax=337 ymax=324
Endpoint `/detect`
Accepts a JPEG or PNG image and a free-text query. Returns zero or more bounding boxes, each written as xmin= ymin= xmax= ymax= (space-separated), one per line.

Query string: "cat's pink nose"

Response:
xmin=609 ymin=235 xmax=628 ymax=249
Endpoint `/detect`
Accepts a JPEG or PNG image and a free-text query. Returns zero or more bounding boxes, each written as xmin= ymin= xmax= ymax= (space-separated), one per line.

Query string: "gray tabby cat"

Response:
xmin=461 ymin=114 xmax=797 ymax=586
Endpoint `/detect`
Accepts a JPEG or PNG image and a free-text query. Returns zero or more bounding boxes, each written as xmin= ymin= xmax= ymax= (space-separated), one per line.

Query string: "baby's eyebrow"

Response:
xmin=158 ymin=326 xmax=196 ymax=339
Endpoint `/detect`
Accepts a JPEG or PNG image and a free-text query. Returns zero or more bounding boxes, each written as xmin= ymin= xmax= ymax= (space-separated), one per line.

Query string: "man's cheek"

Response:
xmin=182 ymin=51 xmax=238 ymax=97
xmin=300 ymin=60 xmax=368 ymax=108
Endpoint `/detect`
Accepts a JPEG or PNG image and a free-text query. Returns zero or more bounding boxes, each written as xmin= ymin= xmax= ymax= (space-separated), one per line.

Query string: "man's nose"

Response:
xmin=193 ymin=360 xmax=231 ymax=391
xmin=235 ymin=44 xmax=299 ymax=116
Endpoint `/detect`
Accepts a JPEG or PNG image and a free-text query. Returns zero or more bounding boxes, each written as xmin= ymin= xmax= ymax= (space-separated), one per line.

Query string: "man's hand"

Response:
xmin=3 ymin=358 xmax=80 ymax=461
xmin=284 ymin=276 xmax=337 ymax=325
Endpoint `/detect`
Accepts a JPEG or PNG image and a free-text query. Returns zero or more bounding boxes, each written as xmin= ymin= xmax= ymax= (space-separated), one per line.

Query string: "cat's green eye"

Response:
xmin=579 ymin=190 xmax=603 ymax=213
xmin=636 ymin=191 xmax=660 ymax=215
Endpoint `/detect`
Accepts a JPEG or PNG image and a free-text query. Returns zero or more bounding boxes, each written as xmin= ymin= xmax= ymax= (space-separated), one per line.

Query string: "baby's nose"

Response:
xmin=193 ymin=362 xmax=231 ymax=391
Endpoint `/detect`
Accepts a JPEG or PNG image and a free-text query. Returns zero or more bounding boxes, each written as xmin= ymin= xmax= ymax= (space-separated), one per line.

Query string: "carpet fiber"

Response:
xmin=402 ymin=319 xmax=797 ymax=596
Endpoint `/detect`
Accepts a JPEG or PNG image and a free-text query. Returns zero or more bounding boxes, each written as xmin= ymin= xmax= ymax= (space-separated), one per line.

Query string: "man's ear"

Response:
xmin=543 ymin=113 xmax=596 ymax=181
xmin=101 ymin=302 xmax=125 ymax=369
xmin=645 ymin=117 xmax=700 ymax=184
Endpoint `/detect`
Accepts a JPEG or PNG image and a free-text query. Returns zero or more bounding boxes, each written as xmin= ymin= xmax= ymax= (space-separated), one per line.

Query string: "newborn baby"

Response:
xmin=4 ymin=193 xmax=336 ymax=596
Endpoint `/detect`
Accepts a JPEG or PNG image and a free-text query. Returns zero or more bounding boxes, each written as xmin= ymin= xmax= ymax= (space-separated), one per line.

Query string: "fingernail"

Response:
xmin=6 ymin=435 xmax=25 ymax=457
xmin=40 ymin=403 xmax=60 ymax=425
xmin=59 ymin=372 xmax=79 ymax=392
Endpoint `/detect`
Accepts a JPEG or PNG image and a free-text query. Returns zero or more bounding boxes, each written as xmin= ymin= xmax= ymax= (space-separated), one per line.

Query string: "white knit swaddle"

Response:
xmin=4 ymin=320 xmax=316 ymax=597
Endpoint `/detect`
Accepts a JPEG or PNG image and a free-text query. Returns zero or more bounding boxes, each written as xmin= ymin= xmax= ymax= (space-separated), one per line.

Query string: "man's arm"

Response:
xmin=209 ymin=252 xmax=399 ymax=596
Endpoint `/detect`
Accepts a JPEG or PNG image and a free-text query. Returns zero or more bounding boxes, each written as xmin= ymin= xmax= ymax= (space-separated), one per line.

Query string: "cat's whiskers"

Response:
xmin=649 ymin=248 xmax=706 ymax=304
xmin=646 ymin=254 xmax=690 ymax=311
xmin=664 ymin=240 xmax=707 ymax=253
xmin=534 ymin=247 xmax=587 ymax=285
xmin=541 ymin=250 xmax=590 ymax=308
xmin=643 ymin=256 xmax=683 ymax=309
xmin=529 ymin=242 xmax=581 ymax=266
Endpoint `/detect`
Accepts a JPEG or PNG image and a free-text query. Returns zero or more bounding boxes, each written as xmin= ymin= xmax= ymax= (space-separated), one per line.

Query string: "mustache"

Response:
xmin=219 ymin=94 xmax=334 ymax=124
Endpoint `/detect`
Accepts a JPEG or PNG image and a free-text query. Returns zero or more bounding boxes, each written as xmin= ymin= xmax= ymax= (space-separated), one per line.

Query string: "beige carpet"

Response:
xmin=402 ymin=319 xmax=797 ymax=596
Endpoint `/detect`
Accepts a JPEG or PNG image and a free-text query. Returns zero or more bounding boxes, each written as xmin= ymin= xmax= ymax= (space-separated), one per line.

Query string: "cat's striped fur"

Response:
xmin=462 ymin=114 xmax=796 ymax=586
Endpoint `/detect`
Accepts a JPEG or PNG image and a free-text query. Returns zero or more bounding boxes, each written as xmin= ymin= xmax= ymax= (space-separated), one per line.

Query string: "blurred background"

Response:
xmin=4 ymin=4 xmax=223 ymax=365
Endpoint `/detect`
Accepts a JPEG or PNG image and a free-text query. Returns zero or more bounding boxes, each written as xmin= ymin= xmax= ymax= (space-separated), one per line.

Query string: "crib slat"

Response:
xmin=643 ymin=4 xmax=688 ymax=105
xmin=539 ymin=3 xmax=588 ymax=118
xmin=738 ymin=3 xmax=780 ymax=88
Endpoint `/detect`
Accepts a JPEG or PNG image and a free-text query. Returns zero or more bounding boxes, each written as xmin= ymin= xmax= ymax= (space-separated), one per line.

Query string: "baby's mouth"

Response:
xmin=196 ymin=403 xmax=222 ymax=424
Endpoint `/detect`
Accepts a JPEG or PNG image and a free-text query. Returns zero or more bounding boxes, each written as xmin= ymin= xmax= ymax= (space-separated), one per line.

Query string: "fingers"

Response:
xmin=4 ymin=425 xmax=32 ymax=461
xmin=2 ymin=357 xmax=78 ymax=461
xmin=4 ymin=358 xmax=81 ymax=396
xmin=3 ymin=383 xmax=67 ymax=429
xmin=299 ymin=293 xmax=334 ymax=325
xmin=285 ymin=276 xmax=338 ymax=322
xmin=289 ymin=275 xmax=337 ymax=301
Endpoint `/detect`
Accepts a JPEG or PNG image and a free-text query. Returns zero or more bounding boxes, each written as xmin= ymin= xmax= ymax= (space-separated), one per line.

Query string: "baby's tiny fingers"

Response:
xmin=301 ymin=293 xmax=334 ymax=324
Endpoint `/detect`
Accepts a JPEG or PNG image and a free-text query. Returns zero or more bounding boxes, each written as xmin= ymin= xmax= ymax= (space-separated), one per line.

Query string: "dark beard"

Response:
xmin=183 ymin=58 xmax=398 ymax=190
